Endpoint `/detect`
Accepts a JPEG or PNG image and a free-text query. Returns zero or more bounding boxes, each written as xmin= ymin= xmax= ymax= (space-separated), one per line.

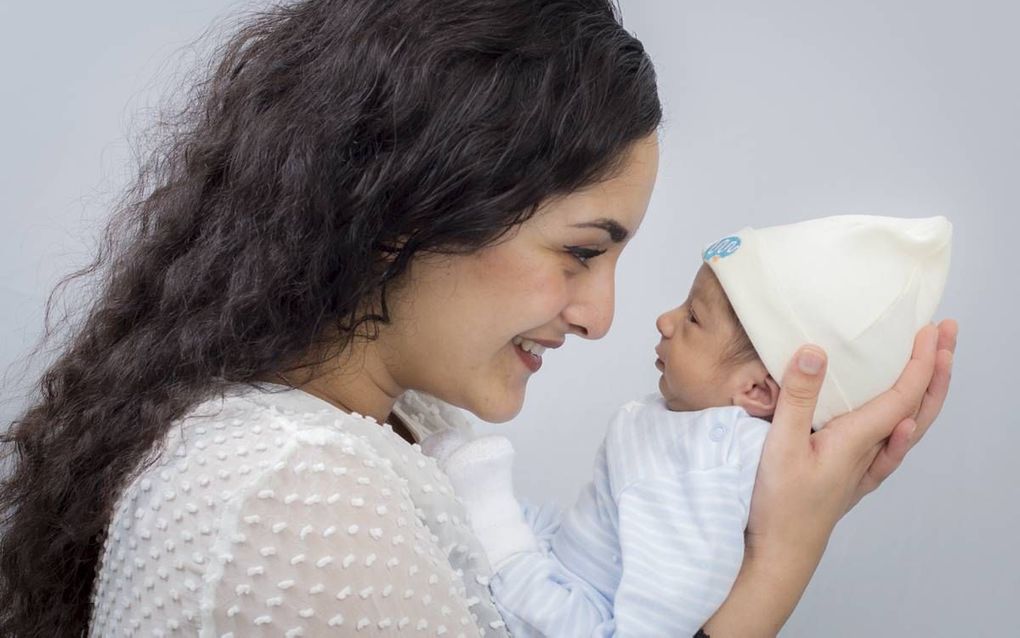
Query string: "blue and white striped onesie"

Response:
xmin=485 ymin=396 xmax=769 ymax=637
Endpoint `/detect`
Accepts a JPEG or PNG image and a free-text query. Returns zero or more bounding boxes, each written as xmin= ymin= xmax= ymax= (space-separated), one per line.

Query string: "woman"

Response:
xmin=0 ymin=0 xmax=956 ymax=636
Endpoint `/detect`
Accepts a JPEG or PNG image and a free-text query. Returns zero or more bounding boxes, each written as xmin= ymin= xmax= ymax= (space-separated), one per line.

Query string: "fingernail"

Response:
xmin=798 ymin=348 xmax=824 ymax=375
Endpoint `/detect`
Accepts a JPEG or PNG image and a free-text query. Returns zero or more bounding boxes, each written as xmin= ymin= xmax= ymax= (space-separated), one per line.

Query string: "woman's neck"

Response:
xmin=296 ymin=372 xmax=397 ymax=423
xmin=271 ymin=339 xmax=403 ymax=424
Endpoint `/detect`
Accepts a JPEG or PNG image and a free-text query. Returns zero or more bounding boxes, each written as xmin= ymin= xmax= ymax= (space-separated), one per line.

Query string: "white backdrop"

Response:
xmin=2 ymin=1 xmax=1017 ymax=635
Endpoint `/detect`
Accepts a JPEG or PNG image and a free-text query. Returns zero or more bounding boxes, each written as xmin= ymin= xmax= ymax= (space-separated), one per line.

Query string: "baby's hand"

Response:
xmin=443 ymin=435 xmax=517 ymax=504
xmin=419 ymin=428 xmax=473 ymax=466
xmin=440 ymin=436 xmax=538 ymax=570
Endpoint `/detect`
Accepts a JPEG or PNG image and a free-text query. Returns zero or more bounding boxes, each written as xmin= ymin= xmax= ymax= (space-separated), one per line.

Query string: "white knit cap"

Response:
xmin=703 ymin=215 xmax=952 ymax=428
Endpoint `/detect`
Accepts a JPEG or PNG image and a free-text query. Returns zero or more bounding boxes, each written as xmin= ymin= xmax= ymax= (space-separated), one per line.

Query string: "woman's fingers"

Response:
xmin=850 ymin=319 xmax=958 ymax=511
xmin=769 ymin=345 xmax=827 ymax=458
xmin=936 ymin=318 xmax=959 ymax=354
xmin=897 ymin=324 xmax=940 ymax=418
xmin=910 ymin=319 xmax=958 ymax=441
xmin=851 ymin=417 xmax=916 ymax=509
xmin=911 ymin=348 xmax=953 ymax=439
xmin=830 ymin=324 xmax=938 ymax=455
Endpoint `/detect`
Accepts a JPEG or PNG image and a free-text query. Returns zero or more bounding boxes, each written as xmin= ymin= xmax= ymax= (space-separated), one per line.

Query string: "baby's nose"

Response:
xmin=656 ymin=310 xmax=675 ymax=338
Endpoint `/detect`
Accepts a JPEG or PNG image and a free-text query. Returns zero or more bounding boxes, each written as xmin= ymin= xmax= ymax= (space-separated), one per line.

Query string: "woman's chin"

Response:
xmin=463 ymin=388 xmax=526 ymax=424
xmin=473 ymin=401 xmax=524 ymax=424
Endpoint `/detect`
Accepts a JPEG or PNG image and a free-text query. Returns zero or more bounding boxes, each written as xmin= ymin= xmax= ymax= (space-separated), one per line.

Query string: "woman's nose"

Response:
xmin=562 ymin=271 xmax=615 ymax=340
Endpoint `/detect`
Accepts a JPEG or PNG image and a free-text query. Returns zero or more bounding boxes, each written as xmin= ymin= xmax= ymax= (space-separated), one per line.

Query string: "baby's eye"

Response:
xmin=565 ymin=246 xmax=607 ymax=267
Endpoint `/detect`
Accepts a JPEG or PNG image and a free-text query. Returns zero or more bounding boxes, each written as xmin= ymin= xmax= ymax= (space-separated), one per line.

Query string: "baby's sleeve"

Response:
xmin=203 ymin=430 xmax=483 ymax=637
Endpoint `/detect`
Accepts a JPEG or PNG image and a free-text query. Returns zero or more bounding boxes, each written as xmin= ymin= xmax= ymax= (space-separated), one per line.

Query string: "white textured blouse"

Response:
xmin=88 ymin=383 xmax=510 ymax=638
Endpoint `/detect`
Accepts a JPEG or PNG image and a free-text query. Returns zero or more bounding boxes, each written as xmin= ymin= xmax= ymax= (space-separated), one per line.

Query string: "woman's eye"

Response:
xmin=566 ymin=246 xmax=607 ymax=266
xmin=687 ymin=308 xmax=698 ymax=325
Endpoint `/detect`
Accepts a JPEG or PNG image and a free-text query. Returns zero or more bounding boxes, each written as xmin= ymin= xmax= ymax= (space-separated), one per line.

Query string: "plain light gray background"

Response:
xmin=1 ymin=1 xmax=1016 ymax=635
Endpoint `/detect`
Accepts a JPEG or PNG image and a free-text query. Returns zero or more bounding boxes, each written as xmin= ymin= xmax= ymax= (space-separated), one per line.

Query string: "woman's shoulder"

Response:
xmin=176 ymin=384 xmax=472 ymax=448
xmin=184 ymin=382 xmax=375 ymax=433
xmin=92 ymin=384 xmax=508 ymax=636
xmin=116 ymin=382 xmax=470 ymax=525
xmin=167 ymin=383 xmax=406 ymax=464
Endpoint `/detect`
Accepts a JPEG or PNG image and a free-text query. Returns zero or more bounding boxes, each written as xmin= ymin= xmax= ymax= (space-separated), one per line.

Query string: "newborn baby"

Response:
xmin=426 ymin=215 xmax=952 ymax=637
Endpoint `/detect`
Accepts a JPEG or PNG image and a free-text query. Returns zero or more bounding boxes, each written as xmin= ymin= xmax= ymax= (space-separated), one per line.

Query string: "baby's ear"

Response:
xmin=731 ymin=362 xmax=780 ymax=418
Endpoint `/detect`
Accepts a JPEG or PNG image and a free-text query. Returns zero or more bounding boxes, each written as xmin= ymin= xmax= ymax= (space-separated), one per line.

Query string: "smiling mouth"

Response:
xmin=512 ymin=336 xmax=548 ymax=357
xmin=513 ymin=336 xmax=544 ymax=373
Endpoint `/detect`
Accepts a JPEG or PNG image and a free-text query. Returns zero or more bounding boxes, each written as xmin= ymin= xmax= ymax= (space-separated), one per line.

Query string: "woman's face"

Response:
xmin=379 ymin=135 xmax=659 ymax=422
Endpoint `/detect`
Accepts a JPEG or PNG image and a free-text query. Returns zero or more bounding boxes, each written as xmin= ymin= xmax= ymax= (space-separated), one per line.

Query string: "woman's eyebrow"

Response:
xmin=571 ymin=219 xmax=629 ymax=243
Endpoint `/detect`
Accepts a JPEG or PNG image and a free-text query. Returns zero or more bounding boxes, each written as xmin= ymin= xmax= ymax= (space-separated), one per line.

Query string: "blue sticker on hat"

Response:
xmin=703 ymin=236 xmax=742 ymax=262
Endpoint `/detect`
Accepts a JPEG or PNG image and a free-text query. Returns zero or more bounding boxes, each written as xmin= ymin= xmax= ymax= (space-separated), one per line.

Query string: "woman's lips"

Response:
xmin=515 ymin=342 xmax=543 ymax=372
xmin=655 ymin=357 xmax=664 ymax=371
xmin=513 ymin=336 xmax=562 ymax=373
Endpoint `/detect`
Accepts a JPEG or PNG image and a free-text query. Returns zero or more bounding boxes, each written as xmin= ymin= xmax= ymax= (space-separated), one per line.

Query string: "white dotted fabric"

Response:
xmin=88 ymin=384 xmax=509 ymax=637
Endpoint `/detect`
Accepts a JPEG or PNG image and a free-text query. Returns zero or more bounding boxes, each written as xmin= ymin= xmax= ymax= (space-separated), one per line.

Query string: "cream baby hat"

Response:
xmin=703 ymin=215 xmax=952 ymax=428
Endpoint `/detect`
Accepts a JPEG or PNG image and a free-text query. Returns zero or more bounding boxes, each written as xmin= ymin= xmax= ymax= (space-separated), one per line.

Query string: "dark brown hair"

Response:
xmin=0 ymin=1 xmax=661 ymax=634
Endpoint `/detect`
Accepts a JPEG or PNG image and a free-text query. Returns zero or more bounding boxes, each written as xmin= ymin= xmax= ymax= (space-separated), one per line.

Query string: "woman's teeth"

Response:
xmin=512 ymin=336 xmax=547 ymax=356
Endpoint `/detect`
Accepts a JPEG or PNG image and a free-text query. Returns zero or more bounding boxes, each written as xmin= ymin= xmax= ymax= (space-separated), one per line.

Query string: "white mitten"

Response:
xmin=442 ymin=435 xmax=538 ymax=570
xmin=419 ymin=428 xmax=473 ymax=466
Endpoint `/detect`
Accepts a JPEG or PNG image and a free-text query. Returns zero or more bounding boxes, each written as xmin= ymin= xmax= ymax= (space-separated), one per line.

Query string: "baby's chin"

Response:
xmin=659 ymin=391 xmax=692 ymax=412
xmin=658 ymin=378 xmax=686 ymax=411
xmin=658 ymin=383 xmax=718 ymax=413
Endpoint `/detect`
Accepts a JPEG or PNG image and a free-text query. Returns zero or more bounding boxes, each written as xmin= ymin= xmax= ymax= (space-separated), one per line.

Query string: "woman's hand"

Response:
xmin=847 ymin=319 xmax=957 ymax=510
xmin=702 ymin=319 xmax=957 ymax=637
xmin=747 ymin=319 xmax=957 ymax=561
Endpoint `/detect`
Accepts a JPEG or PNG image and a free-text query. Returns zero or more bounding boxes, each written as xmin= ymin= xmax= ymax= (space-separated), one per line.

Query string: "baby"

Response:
xmin=425 ymin=215 xmax=952 ymax=637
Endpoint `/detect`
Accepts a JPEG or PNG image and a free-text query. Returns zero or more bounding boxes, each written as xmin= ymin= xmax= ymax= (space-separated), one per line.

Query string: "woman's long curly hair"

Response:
xmin=0 ymin=0 xmax=660 ymax=634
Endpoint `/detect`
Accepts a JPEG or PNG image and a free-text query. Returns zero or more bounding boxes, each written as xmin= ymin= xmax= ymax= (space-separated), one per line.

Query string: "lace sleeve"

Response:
xmin=206 ymin=429 xmax=482 ymax=637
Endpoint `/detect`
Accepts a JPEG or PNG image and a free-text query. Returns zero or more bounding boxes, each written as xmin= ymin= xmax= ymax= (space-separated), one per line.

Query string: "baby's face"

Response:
xmin=654 ymin=264 xmax=746 ymax=411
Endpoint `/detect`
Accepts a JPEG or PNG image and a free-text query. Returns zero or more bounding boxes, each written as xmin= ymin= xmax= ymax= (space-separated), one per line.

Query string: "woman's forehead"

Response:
xmin=536 ymin=135 xmax=658 ymax=233
xmin=531 ymin=194 xmax=638 ymax=238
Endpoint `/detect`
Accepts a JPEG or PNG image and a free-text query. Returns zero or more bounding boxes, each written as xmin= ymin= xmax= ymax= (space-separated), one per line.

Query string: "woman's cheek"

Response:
xmin=531 ymin=272 xmax=573 ymax=318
